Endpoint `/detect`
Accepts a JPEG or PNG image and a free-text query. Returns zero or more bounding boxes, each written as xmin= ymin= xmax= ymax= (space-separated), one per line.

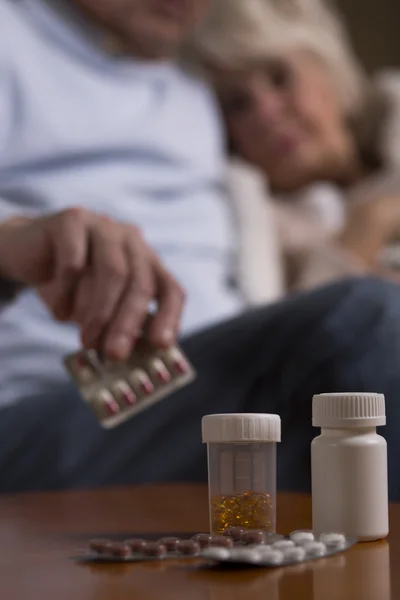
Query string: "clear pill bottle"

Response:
xmin=312 ymin=393 xmax=388 ymax=542
xmin=202 ymin=413 xmax=281 ymax=534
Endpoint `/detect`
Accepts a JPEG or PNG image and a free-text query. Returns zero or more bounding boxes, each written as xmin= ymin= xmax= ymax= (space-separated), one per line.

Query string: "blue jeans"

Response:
xmin=1 ymin=278 xmax=400 ymax=498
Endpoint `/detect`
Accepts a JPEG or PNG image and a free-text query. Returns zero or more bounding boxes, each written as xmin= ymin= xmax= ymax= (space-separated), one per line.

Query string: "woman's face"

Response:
xmin=215 ymin=51 xmax=355 ymax=192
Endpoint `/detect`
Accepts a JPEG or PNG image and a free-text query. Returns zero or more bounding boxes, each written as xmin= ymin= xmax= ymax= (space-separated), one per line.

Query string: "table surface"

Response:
xmin=0 ymin=484 xmax=395 ymax=600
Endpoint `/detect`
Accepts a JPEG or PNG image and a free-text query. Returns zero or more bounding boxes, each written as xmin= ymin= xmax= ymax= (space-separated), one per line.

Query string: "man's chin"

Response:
xmin=123 ymin=24 xmax=184 ymax=58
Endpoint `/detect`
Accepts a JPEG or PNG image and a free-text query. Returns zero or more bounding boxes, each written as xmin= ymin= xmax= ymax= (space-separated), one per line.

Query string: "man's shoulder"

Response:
xmin=1 ymin=1 xmax=25 ymax=52
xmin=1 ymin=0 xmax=21 ymax=27
xmin=0 ymin=2 xmax=20 ymax=75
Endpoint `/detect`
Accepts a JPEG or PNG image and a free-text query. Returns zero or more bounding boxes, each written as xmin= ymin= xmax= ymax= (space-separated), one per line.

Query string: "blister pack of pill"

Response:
xmin=64 ymin=341 xmax=195 ymax=428
xmin=202 ymin=529 xmax=356 ymax=568
xmin=74 ymin=529 xmax=355 ymax=567
xmin=79 ymin=534 xmax=234 ymax=562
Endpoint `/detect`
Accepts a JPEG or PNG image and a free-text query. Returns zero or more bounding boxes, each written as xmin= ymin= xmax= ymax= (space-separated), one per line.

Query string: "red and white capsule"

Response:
xmin=93 ymin=389 xmax=120 ymax=418
xmin=73 ymin=353 xmax=96 ymax=384
xmin=111 ymin=380 xmax=137 ymax=408
xmin=129 ymin=369 xmax=155 ymax=396
xmin=149 ymin=358 xmax=171 ymax=384
xmin=165 ymin=347 xmax=189 ymax=375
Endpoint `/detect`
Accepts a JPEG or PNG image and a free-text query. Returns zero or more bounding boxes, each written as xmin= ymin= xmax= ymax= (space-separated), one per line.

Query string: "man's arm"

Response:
xmin=0 ymin=48 xmax=25 ymax=307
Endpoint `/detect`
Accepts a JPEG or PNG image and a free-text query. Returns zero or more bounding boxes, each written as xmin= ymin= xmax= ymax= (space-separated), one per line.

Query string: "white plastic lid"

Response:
xmin=312 ymin=393 xmax=386 ymax=428
xmin=202 ymin=413 xmax=281 ymax=443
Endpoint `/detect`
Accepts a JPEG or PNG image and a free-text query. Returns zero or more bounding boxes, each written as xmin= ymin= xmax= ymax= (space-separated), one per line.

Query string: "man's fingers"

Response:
xmin=35 ymin=210 xmax=185 ymax=359
xmin=147 ymin=258 xmax=186 ymax=348
xmin=48 ymin=208 xmax=89 ymax=320
xmin=78 ymin=222 xmax=131 ymax=349
xmin=103 ymin=237 xmax=156 ymax=360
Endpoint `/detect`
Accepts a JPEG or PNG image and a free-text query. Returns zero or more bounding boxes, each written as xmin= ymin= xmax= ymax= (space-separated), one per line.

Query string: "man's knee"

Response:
xmin=300 ymin=276 xmax=399 ymax=319
xmin=308 ymin=277 xmax=400 ymax=351
xmin=338 ymin=277 xmax=400 ymax=316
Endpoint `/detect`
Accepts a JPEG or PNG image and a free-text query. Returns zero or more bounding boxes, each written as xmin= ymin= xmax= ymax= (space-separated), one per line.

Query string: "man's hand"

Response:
xmin=0 ymin=208 xmax=186 ymax=359
xmin=338 ymin=196 xmax=400 ymax=271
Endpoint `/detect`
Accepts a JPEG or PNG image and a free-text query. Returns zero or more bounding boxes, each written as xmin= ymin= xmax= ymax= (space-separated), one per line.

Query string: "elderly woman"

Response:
xmin=189 ymin=0 xmax=400 ymax=298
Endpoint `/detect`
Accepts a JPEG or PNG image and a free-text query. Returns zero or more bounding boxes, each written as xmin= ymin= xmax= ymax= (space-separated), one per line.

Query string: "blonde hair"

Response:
xmin=188 ymin=0 xmax=367 ymax=118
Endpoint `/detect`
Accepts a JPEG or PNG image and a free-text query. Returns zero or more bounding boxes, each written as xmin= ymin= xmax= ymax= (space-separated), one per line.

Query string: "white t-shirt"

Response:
xmin=0 ymin=0 xmax=243 ymax=406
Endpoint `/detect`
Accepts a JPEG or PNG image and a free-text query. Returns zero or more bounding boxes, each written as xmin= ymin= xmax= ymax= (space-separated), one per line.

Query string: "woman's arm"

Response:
xmin=291 ymin=243 xmax=368 ymax=292
xmin=226 ymin=158 xmax=286 ymax=304
xmin=293 ymin=193 xmax=400 ymax=291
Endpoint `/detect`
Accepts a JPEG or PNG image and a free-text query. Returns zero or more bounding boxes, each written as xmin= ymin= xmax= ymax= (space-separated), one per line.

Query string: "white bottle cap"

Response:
xmin=202 ymin=413 xmax=281 ymax=443
xmin=312 ymin=393 xmax=386 ymax=428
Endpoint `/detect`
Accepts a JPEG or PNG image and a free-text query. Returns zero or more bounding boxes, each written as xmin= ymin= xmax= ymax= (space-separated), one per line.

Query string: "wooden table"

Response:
xmin=0 ymin=484 xmax=396 ymax=600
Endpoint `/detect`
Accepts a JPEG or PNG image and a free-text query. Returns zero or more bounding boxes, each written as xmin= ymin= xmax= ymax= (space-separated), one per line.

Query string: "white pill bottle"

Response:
xmin=311 ymin=393 xmax=388 ymax=542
